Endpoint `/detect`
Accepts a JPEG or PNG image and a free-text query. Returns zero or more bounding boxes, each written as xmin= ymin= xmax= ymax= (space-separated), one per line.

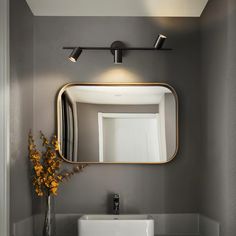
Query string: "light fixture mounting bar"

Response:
xmin=64 ymin=38 xmax=172 ymax=63
xmin=63 ymin=47 xmax=172 ymax=51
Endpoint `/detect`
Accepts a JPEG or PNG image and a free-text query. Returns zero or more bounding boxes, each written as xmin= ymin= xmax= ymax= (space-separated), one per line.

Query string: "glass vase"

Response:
xmin=43 ymin=194 xmax=56 ymax=236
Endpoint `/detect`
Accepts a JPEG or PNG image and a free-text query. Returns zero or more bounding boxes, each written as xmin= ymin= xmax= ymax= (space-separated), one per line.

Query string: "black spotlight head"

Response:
xmin=114 ymin=49 xmax=122 ymax=64
xmin=111 ymin=41 xmax=125 ymax=64
xmin=154 ymin=34 xmax=167 ymax=49
xmin=69 ymin=47 xmax=82 ymax=62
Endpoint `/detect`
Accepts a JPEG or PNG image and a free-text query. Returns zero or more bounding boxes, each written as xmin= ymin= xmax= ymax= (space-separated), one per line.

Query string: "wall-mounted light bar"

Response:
xmin=63 ymin=35 xmax=172 ymax=64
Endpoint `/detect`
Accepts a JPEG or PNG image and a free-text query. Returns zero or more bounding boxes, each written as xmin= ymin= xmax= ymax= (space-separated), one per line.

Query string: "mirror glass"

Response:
xmin=57 ymin=84 xmax=178 ymax=164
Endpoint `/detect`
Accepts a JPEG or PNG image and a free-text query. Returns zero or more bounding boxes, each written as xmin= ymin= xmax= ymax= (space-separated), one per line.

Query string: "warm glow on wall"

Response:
xmin=95 ymin=68 xmax=142 ymax=83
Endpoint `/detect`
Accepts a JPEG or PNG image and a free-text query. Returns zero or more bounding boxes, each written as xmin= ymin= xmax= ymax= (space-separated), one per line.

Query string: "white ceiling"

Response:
xmin=25 ymin=0 xmax=208 ymax=17
xmin=65 ymin=86 xmax=171 ymax=105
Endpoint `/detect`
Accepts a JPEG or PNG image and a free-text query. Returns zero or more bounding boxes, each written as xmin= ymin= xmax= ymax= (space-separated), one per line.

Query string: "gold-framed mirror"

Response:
xmin=57 ymin=83 xmax=178 ymax=164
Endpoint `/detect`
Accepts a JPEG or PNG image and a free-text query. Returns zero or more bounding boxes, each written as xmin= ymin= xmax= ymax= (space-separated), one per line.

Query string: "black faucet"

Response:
xmin=113 ymin=194 xmax=120 ymax=215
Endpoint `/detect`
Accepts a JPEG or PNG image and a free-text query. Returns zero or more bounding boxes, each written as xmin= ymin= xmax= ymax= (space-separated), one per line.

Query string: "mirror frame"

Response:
xmin=56 ymin=83 xmax=179 ymax=164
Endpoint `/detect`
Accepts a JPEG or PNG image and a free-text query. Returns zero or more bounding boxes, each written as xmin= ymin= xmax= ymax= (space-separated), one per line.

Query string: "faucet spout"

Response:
xmin=113 ymin=194 xmax=120 ymax=215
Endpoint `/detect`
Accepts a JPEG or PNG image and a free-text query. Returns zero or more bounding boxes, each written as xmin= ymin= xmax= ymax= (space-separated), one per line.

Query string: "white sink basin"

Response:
xmin=78 ymin=215 xmax=154 ymax=236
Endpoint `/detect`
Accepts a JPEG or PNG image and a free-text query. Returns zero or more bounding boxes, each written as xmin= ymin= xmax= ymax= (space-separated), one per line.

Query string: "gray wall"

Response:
xmin=10 ymin=0 xmax=34 ymax=232
xmin=33 ymin=16 xmax=202 ymax=214
xmin=77 ymin=103 xmax=159 ymax=162
xmin=200 ymin=0 xmax=236 ymax=235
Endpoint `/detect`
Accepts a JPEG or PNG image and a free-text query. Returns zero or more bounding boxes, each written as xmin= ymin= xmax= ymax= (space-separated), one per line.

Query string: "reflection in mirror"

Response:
xmin=57 ymin=84 xmax=178 ymax=164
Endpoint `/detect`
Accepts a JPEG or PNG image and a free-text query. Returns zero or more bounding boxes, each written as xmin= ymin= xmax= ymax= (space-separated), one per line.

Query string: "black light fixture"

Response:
xmin=69 ymin=47 xmax=82 ymax=62
xmin=64 ymin=35 xmax=171 ymax=63
xmin=154 ymin=34 xmax=167 ymax=49
xmin=111 ymin=41 xmax=125 ymax=64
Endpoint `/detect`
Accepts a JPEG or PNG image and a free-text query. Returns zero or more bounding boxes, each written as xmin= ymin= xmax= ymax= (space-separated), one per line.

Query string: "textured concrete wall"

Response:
xmin=33 ymin=16 xmax=202 ymax=215
xmin=10 ymin=0 xmax=34 ymax=233
xmin=200 ymin=0 xmax=236 ymax=235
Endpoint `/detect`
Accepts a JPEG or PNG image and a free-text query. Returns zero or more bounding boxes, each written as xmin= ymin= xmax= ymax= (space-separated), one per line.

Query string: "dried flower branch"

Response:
xmin=28 ymin=131 xmax=88 ymax=196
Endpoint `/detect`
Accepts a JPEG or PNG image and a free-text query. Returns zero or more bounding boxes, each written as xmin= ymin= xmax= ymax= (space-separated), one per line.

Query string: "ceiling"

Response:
xmin=65 ymin=86 xmax=171 ymax=105
xmin=25 ymin=0 xmax=208 ymax=17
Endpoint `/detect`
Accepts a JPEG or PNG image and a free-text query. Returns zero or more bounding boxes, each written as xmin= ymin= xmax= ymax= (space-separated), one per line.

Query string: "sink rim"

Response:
xmin=79 ymin=214 xmax=154 ymax=221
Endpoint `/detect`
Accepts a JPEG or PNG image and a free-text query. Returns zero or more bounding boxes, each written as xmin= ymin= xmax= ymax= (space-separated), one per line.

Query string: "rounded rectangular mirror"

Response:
xmin=57 ymin=83 xmax=178 ymax=164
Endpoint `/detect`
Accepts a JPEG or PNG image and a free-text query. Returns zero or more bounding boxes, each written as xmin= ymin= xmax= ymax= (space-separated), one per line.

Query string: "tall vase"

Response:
xmin=43 ymin=194 xmax=56 ymax=236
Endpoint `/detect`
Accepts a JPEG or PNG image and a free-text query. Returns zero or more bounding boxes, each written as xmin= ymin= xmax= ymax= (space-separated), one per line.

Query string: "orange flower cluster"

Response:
xmin=28 ymin=131 xmax=87 ymax=197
